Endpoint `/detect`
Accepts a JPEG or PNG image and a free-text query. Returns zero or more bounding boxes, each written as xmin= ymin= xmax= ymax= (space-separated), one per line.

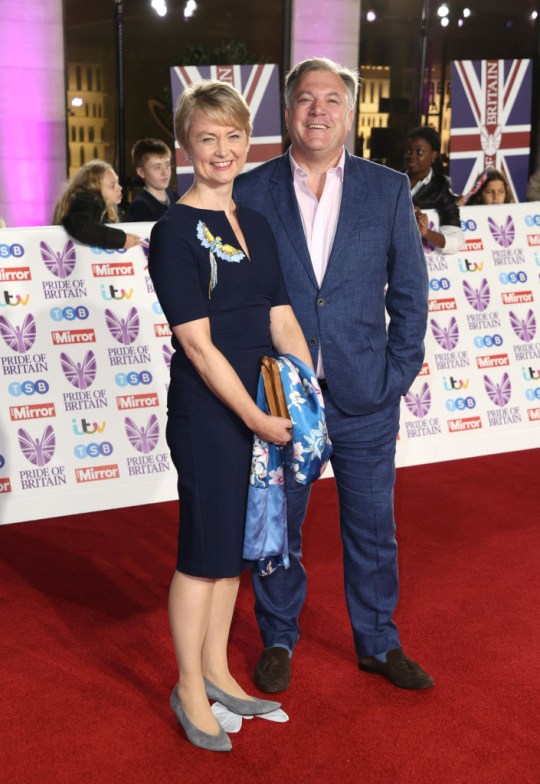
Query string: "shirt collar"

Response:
xmin=416 ymin=168 xmax=433 ymax=188
xmin=289 ymin=148 xmax=345 ymax=181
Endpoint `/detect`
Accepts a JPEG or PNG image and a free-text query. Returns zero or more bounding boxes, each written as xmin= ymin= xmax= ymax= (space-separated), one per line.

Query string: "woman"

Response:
xmin=405 ymin=126 xmax=464 ymax=255
xmin=53 ymin=159 xmax=142 ymax=250
xmin=463 ymin=167 xmax=514 ymax=206
xmin=148 ymin=80 xmax=314 ymax=752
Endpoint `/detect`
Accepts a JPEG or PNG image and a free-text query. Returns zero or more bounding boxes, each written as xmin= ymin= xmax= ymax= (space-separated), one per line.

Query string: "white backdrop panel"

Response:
xmin=0 ymin=205 xmax=539 ymax=524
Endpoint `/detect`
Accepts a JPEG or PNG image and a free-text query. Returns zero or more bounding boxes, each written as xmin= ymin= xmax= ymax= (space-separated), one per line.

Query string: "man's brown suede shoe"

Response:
xmin=254 ymin=647 xmax=291 ymax=693
xmin=358 ymin=647 xmax=434 ymax=690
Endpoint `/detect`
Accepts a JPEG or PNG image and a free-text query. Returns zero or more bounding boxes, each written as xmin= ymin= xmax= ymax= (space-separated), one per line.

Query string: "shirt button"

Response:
xmin=317 ymin=298 xmax=325 ymax=306
xmin=309 ymin=338 xmax=317 ymax=345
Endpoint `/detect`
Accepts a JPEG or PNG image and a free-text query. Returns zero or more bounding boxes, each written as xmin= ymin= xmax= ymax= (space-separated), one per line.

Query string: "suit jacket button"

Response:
xmin=317 ymin=298 xmax=325 ymax=306
xmin=309 ymin=338 xmax=317 ymax=345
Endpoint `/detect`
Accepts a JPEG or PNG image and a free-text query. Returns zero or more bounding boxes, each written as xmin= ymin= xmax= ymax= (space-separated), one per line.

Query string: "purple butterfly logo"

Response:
xmin=509 ymin=309 xmax=536 ymax=342
xmin=0 ymin=313 xmax=36 ymax=353
xmin=162 ymin=345 xmax=173 ymax=367
xmin=40 ymin=240 xmax=76 ymax=278
xmin=105 ymin=307 xmax=140 ymax=345
xmin=430 ymin=317 xmax=459 ymax=351
xmin=488 ymin=215 xmax=515 ymax=248
xmin=483 ymin=372 xmax=512 ymax=407
xmin=18 ymin=425 xmax=56 ymax=466
xmin=404 ymin=382 xmax=431 ymax=418
xmin=124 ymin=414 xmax=159 ymax=454
xmin=462 ymin=279 xmax=490 ymax=312
xmin=60 ymin=350 xmax=97 ymax=389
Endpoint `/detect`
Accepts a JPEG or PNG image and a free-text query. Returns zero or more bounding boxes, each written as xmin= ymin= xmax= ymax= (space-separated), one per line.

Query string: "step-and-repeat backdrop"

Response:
xmin=1 ymin=205 xmax=539 ymax=524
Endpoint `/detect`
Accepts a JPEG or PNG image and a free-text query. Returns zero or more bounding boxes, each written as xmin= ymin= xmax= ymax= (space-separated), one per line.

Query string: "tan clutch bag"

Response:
xmin=261 ymin=356 xmax=288 ymax=418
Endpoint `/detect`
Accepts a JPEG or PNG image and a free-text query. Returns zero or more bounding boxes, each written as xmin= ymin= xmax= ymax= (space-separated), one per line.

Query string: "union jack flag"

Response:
xmin=170 ymin=64 xmax=282 ymax=194
xmin=449 ymin=59 xmax=532 ymax=202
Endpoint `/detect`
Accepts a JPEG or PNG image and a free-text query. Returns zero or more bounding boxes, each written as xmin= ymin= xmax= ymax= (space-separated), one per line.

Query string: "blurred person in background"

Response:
xmin=53 ymin=159 xmax=143 ymax=249
xmin=128 ymin=138 xmax=178 ymax=221
xmin=405 ymin=126 xmax=463 ymax=254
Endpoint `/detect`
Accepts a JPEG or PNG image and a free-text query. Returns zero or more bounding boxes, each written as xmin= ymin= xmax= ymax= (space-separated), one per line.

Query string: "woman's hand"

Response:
xmin=415 ymin=208 xmax=446 ymax=249
xmin=123 ymin=233 xmax=143 ymax=249
xmin=415 ymin=208 xmax=429 ymax=238
xmin=251 ymin=412 xmax=293 ymax=447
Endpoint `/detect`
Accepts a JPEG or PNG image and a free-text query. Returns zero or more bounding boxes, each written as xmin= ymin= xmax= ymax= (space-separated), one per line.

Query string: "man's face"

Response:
xmin=137 ymin=155 xmax=172 ymax=191
xmin=285 ymin=70 xmax=353 ymax=161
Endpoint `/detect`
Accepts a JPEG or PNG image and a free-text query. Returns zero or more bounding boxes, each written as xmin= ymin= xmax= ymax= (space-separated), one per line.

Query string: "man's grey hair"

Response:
xmin=284 ymin=57 xmax=360 ymax=110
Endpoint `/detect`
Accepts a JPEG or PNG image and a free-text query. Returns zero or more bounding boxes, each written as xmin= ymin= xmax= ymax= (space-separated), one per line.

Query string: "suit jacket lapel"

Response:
xmin=323 ymin=151 xmax=368 ymax=287
xmin=269 ymin=153 xmax=319 ymax=290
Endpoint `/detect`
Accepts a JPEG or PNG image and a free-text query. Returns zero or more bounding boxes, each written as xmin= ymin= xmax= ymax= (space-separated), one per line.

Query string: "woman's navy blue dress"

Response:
xmin=149 ymin=204 xmax=289 ymax=578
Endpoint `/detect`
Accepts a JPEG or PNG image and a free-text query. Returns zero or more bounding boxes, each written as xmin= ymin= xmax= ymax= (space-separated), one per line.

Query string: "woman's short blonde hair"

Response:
xmin=174 ymin=79 xmax=252 ymax=149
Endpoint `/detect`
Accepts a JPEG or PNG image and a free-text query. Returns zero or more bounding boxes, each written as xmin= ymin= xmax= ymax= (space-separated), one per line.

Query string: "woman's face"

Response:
xmin=405 ymin=137 xmax=437 ymax=181
xmin=100 ymin=169 xmax=122 ymax=205
xmin=185 ymin=109 xmax=250 ymax=188
xmin=481 ymin=179 xmax=507 ymax=204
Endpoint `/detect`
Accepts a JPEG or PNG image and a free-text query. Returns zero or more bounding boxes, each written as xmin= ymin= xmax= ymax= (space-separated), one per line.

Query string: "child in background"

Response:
xmin=127 ymin=138 xmax=178 ymax=221
xmin=53 ymin=160 xmax=143 ymax=249
xmin=460 ymin=167 xmax=515 ymax=206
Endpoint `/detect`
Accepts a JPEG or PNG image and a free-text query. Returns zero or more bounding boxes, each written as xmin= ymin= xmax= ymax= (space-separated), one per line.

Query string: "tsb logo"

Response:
xmin=8 ymin=379 xmax=50 ymax=396
xmin=90 ymin=247 xmax=127 ymax=255
xmin=525 ymin=386 xmax=540 ymax=400
xmin=460 ymin=218 xmax=477 ymax=232
xmin=498 ymin=271 xmax=527 ymax=285
xmin=473 ymin=334 xmax=503 ymax=348
xmin=50 ymin=305 xmax=90 ymax=321
xmin=445 ymin=396 xmax=476 ymax=412
xmin=0 ymin=243 xmax=25 ymax=258
xmin=74 ymin=442 xmax=114 ymax=459
xmin=524 ymin=214 xmax=540 ymax=227
xmin=115 ymin=370 xmax=153 ymax=387
xmin=429 ymin=278 xmax=450 ymax=291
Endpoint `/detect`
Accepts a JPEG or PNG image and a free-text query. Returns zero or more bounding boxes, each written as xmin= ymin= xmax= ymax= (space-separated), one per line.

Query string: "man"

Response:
xmin=234 ymin=57 xmax=433 ymax=692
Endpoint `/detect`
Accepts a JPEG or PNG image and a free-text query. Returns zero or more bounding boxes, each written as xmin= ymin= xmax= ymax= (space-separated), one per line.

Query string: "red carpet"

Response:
xmin=1 ymin=449 xmax=539 ymax=784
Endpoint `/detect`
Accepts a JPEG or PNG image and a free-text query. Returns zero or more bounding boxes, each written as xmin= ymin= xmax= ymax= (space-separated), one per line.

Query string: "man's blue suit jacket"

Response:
xmin=234 ymin=150 xmax=429 ymax=416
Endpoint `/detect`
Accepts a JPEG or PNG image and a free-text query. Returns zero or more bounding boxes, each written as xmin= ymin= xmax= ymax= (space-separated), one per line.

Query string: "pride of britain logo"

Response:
xmin=509 ymin=309 xmax=536 ymax=342
xmin=40 ymin=240 xmax=87 ymax=299
xmin=430 ymin=317 xmax=459 ymax=351
xmin=0 ymin=313 xmax=36 ymax=352
xmin=40 ymin=240 xmax=76 ymax=278
xmin=403 ymin=382 xmax=441 ymax=437
xmin=489 ymin=215 xmax=526 ymax=266
xmin=483 ymin=372 xmax=511 ymax=407
xmin=488 ymin=216 xmax=515 ymax=248
xmin=124 ymin=414 xmax=159 ymax=454
xmin=124 ymin=413 xmax=170 ymax=475
xmin=105 ymin=307 xmax=140 ymax=345
xmin=60 ymin=351 xmax=97 ymax=389
xmin=404 ymin=383 xmax=431 ymax=418
xmin=17 ymin=424 xmax=67 ymax=489
xmin=483 ymin=371 xmax=521 ymax=426
xmin=462 ymin=279 xmax=490 ymax=312
xmin=17 ymin=424 xmax=55 ymax=466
